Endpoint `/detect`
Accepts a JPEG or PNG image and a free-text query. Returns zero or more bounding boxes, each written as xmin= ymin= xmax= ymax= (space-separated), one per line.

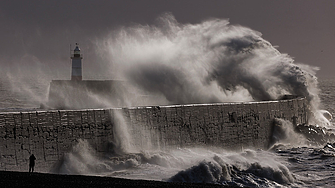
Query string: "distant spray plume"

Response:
xmin=98 ymin=13 xmax=324 ymax=123
xmin=3 ymin=66 xmax=50 ymax=109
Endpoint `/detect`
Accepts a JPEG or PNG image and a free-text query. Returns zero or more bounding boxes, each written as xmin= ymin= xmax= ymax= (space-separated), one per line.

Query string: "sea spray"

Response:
xmin=52 ymin=140 xmax=296 ymax=186
xmin=168 ymin=149 xmax=295 ymax=186
xmin=5 ymin=72 xmax=50 ymax=108
xmin=270 ymin=118 xmax=307 ymax=147
xmin=51 ymin=139 xmax=103 ymax=175
xmin=111 ymin=109 xmax=136 ymax=154
xmin=48 ymin=82 xmax=119 ymax=109
xmin=50 ymin=109 xmax=303 ymax=185
xmin=57 ymin=112 xmax=299 ymax=186
xmin=110 ymin=107 xmax=165 ymax=153
xmin=51 ymin=110 xmax=139 ymax=174
xmin=98 ymin=13 xmax=320 ymax=110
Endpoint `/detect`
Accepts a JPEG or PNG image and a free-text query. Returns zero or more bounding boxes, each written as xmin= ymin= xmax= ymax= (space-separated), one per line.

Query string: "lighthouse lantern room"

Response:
xmin=71 ymin=43 xmax=83 ymax=81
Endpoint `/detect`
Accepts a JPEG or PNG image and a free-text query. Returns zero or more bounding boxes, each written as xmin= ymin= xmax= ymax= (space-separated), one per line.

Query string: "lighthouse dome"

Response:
xmin=74 ymin=44 xmax=81 ymax=55
xmin=74 ymin=46 xmax=80 ymax=52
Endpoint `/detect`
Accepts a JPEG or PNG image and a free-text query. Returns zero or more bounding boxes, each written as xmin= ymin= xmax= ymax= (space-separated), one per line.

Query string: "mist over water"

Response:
xmin=0 ymin=73 xmax=50 ymax=110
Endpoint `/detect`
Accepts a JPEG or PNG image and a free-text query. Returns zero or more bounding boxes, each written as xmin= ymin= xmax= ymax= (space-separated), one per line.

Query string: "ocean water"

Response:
xmin=1 ymin=76 xmax=335 ymax=187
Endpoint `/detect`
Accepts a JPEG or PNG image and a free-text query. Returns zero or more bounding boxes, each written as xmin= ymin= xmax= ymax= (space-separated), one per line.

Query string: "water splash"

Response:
xmin=98 ymin=13 xmax=320 ymax=114
xmin=270 ymin=118 xmax=307 ymax=147
xmin=110 ymin=109 xmax=136 ymax=154
xmin=52 ymin=140 xmax=296 ymax=187
xmin=168 ymin=151 xmax=295 ymax=186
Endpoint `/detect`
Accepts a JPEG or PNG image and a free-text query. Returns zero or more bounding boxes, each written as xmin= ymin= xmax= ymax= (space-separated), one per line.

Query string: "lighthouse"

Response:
xmin=48 ymin=42 xmax=130 ymax=109
xmin=71 ymin=43 xmax=83 ymax=81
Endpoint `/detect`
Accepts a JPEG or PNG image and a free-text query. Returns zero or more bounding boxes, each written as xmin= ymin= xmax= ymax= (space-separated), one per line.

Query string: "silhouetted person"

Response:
xmin=29 ymin=154 xmax=36 ymax=172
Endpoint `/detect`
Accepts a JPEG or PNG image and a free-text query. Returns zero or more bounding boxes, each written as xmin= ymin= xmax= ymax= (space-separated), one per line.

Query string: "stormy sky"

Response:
xmin=1 ymin=0 xmax=334 ymax=79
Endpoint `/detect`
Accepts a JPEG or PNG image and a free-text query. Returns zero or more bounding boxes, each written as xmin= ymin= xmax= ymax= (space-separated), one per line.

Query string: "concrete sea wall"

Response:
xmin=0 ymin=98 xmax=309 ymax=172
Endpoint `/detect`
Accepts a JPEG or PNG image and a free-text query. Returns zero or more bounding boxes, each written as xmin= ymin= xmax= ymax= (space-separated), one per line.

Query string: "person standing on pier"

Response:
xmin=29 ymin=154 xmax=36 ymax=173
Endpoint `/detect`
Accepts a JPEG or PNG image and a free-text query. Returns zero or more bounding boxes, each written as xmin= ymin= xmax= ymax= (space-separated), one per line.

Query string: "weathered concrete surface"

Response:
xmin=0 ymin=98 xmax=309 ymax=172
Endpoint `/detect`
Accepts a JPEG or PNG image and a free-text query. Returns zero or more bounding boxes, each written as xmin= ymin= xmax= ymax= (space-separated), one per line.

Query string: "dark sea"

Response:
xmin=1 ymin=76 xmax=335 ymax=187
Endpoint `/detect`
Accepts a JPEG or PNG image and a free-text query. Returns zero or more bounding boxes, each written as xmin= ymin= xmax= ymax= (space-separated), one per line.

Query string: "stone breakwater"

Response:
xmin=0 ymin=98 xmax=308 ymax=172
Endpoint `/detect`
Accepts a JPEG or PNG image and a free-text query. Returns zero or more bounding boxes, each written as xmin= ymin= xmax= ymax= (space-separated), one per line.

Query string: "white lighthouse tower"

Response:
xmin=71 ymin=43 xmax=83 ymax=81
